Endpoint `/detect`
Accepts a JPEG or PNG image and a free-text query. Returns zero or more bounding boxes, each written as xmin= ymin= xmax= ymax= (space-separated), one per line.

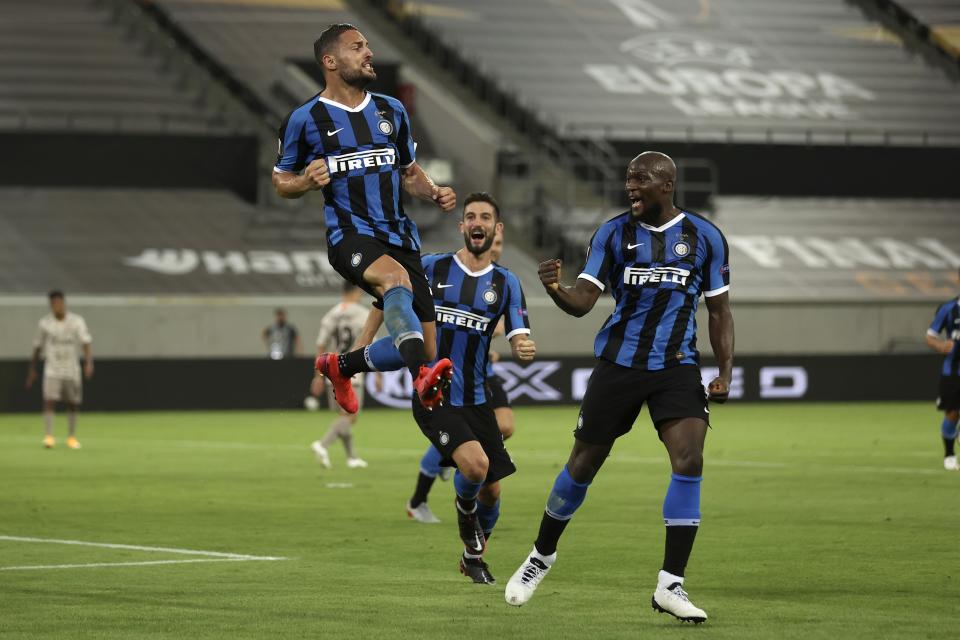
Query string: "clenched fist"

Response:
xmin=512 ymin=338 xmax=537 ymax=361
xmin=303 ymin=158 xmax=330 ymax=190
xmin=707 ymin=377 xmax=730 ymax=404
xmin=538 ymin=259 xmax=562 ymax=291
xmin=432 ymin=186 xmax=457 ymax=212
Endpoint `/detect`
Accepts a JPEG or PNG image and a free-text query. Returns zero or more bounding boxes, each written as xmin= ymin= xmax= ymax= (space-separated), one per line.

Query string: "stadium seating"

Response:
xmin=0 ymin=0 xmax=231 ymax=133
xmin=153 ymin=0 xmax=403 ymax=116
xmin=404 ymin=0 xmax=960 ymax=146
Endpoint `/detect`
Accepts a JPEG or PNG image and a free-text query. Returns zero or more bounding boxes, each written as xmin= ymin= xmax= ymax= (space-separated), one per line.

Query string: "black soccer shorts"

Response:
xmin=485 ymin=375 xmax=511 ymax=410
xmin=411 ymin=394 xmax=516 ymax=484
xmin=937 ymin=375 xmax=960 ymax=411
xmin=574 ymin=359 xmax=709 ymax=445
xmin=327 ymin=232 xmax=434 ymax=322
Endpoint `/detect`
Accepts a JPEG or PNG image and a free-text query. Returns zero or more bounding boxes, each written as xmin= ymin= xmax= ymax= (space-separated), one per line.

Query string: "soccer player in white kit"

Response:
xmin=25 ymin=291 xmax=93 ymax=449
xmin=311 ymin=282 xmax=371 ymax=468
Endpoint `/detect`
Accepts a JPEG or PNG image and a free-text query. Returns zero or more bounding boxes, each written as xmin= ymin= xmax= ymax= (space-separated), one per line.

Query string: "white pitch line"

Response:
xmin=0 ymin=535 xmax=285 ymax=561
xmin=0 ymin=558 xmax=253 ymax=572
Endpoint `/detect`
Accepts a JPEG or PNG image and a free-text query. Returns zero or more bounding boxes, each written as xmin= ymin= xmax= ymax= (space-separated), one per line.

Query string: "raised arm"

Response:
xmin=538 ymin=259 xmax=603 ymax=318
xmin=705 ymin=292 xmax=734 ymax=403
xmin=401 ymin=162 xmax=456 ymax=212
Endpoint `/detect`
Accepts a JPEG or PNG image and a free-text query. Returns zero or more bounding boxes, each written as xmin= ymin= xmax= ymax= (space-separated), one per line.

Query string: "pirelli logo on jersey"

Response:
xmin=435 ymin=305 xmax=490 ymax=333
xmin=327 ymin=148 xmax=396 ymax=174
xmin=624 ymin=266 xmax=691 ymax=287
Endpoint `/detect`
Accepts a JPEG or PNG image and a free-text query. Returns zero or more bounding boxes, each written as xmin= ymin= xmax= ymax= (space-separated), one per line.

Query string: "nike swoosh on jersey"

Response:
xmin=627 ymin=243 xmax=644 ymax=249
xmin=326 ymin=128 xmax=344 ymax=137
xmin=436 ymin=283 xmax=454 ymax=289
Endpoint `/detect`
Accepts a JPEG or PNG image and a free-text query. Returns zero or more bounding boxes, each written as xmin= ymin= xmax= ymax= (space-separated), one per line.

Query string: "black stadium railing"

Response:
xmin=849 ymin=0 xmax=960 ymax=81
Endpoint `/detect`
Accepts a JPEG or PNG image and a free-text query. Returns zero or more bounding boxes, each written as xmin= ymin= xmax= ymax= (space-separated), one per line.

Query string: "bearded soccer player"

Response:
xmin=924 ymin=276 xmax=960 ymax=471
xmin=272 ymin=23 xmax=456 ymax=414
xmin=356 ymin=193 xmax=535 ymax=583
xmin=407 ymin=228 xmax=516 ymax=524
xmin=504 ymin=152 xmax=734 ymax=624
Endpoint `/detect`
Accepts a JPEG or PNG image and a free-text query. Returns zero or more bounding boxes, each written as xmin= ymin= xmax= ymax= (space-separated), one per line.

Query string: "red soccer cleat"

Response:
xmin=315 ymin=353 xmax=358 ymax=414
xmin=414 ymin=358 xmax=454 ymax=410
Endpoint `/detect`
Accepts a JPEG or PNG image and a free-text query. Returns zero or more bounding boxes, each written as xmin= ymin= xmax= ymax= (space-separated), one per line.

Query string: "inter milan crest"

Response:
xmin=377 ymin=120 xmax=393 ymax=135
xmin=482 ymin=289 xmax=498 ymax=304
xmin=350 ymin=252 xmax=362 ymax=267
xmin=673 ymin=241 xmax=690 ymax=257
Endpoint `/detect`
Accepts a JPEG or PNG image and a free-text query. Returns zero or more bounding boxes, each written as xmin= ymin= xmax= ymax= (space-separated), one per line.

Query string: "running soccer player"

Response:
xmin=24 ymin=290 xmax=94 ymax=449
xmin=407 ymin=230 xmax=515 ymax=524
xmin=272 ymin=23 xmax=456 ymax=414
xmin=311 ymin=281 xmax=370 ymax=469
xmin=504 ymin=152 xmax=734 ymax=624
xmin=356 ymin=193 xmax=535 ymax=583
xmin=924 ymin=283 xmax=960 ymax=471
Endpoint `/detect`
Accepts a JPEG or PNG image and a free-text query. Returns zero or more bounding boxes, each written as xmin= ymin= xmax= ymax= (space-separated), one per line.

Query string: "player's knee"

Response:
xmin=672 ymin=448 xmax=703 ymax=476
xmin=460 ymin=454 xmax=489 ymax=484
xmin=567 ymin=455 xmax=600 ymax=484
xmin=382 ymin=268 xmax=412 ymax=292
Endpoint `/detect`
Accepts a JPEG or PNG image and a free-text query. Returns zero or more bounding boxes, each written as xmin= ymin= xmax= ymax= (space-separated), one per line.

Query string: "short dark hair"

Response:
xmin=48 ymin=290 xmax=64 ymax=301
xmin=274 ymin=307 xmax=286 ymax=315
xmin=342 ymin=280 xmax=359 ymax=294
xmin=463 ymin=192 xmax=501 ymax=221
xmin=314 ymin=23 xmax=359 ymax=65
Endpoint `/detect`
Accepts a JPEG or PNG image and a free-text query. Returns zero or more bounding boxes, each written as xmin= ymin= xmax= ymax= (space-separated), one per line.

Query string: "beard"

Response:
xmin=340 ymin=66 xmax=375 ymax=88
xmin=635 ymin=199 xmax=663 ymax=220
xmin=463 ymin=231 xmax=494 ymax=256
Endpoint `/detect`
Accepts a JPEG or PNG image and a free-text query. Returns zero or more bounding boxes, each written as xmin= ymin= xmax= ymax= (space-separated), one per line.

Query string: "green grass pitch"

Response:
xmin=1 ymin=403 xmax=957 ymax=639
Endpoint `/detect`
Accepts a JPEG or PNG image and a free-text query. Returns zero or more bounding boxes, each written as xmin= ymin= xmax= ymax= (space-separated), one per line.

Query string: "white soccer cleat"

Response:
xmin=346 ymin=457 xmax=368 ymax=469
xmin=406 ymin=500 xmax=441 ymax=523
xmin=505 ymin=549 xmax=555 ymax=606
xmin=652 ymin=579 xmax=707 ymax=624
xmin=945 ymin=455 xmax=959 ymax=471
xmin=311 ymin=441 xmax=331 ymax=468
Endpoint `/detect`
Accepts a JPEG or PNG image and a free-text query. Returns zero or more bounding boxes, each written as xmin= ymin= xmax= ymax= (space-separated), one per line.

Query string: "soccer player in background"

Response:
xmin=407 ymin=229 xmax=516 ymax=524
xmin=356 ymin=193 xmax=535 ymax=583
xmin=310 ymin=281 xmax=370 ymax=469
xmin=924 ymin=279 xmax=960 ymax=471
xmin=272 ymin=23 xmax=457 ymax=414
xmin=25 ymin=290 xmax=94 ymax=449
xmin=504 ymin=152 xmax=734 ymax=624
xmin=262 ymin=307 xmax=300 ymax=359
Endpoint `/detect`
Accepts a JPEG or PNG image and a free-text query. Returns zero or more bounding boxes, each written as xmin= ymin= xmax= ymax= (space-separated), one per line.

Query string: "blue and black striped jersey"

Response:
xmin=423 ymin=253 xmax=530 ymax=406
xmin=928 ymin=298 xmax=960 ymax=376
xmin=579 ymin=211 xmax=730 ymax=371
xmin=274 ymin=92 xmax=420 ymax=250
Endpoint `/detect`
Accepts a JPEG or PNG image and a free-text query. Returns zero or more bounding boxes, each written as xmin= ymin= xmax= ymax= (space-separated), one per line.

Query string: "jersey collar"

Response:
xmin=453 ymin=252 xmax=494 ymax=277
xmin=317 ymin=92 xmax=371 ymax=113
xmin=639 ymin=211 xmax=685 ymax=232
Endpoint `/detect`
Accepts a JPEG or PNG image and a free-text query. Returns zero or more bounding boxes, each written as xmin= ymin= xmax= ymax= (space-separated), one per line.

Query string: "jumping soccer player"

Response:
xmin=407 ymin=230 xmax=515 ymax=524
xmin=925 ymin=281 xmax=960 ymax=471
xmin=25 ymin=290 xmax=94 ymax=449
xmin=504 ymin=152 xmax=734 ymax=624
xmin=311 ymin=281 xmax=370 ymax=469
xmin=355 ymin=193 xmax=535 ymax=583
xmin=272 ymin=23 xmax=456 ymax=414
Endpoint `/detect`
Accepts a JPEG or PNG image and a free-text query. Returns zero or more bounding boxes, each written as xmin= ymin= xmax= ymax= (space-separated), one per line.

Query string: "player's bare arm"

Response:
xmin=925 ymin=333 xmax=954 ymax=355
xmin=538 ymin=259 xmax=603 ymax=318
xmin=25 ymin=346 xmax=41 ymax=389
xmin=705 ymin=292 xmax=734 ymax=403
xmin=272 ymin=158 xmax=330 ymax=199
xmin=401 ymin=162 xmax=456 ymax=212
xmin=356 ymin=308 xmax=385 ymax=348
xmin=82 ymin=344 xmax=94 ymax=380
xmin=509 ymin=334 xmax=536 ymax=362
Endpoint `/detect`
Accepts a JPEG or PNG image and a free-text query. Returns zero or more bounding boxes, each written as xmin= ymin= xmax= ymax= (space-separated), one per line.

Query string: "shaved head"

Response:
xmin=628 ymin=151 xmax=676 ymax=182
